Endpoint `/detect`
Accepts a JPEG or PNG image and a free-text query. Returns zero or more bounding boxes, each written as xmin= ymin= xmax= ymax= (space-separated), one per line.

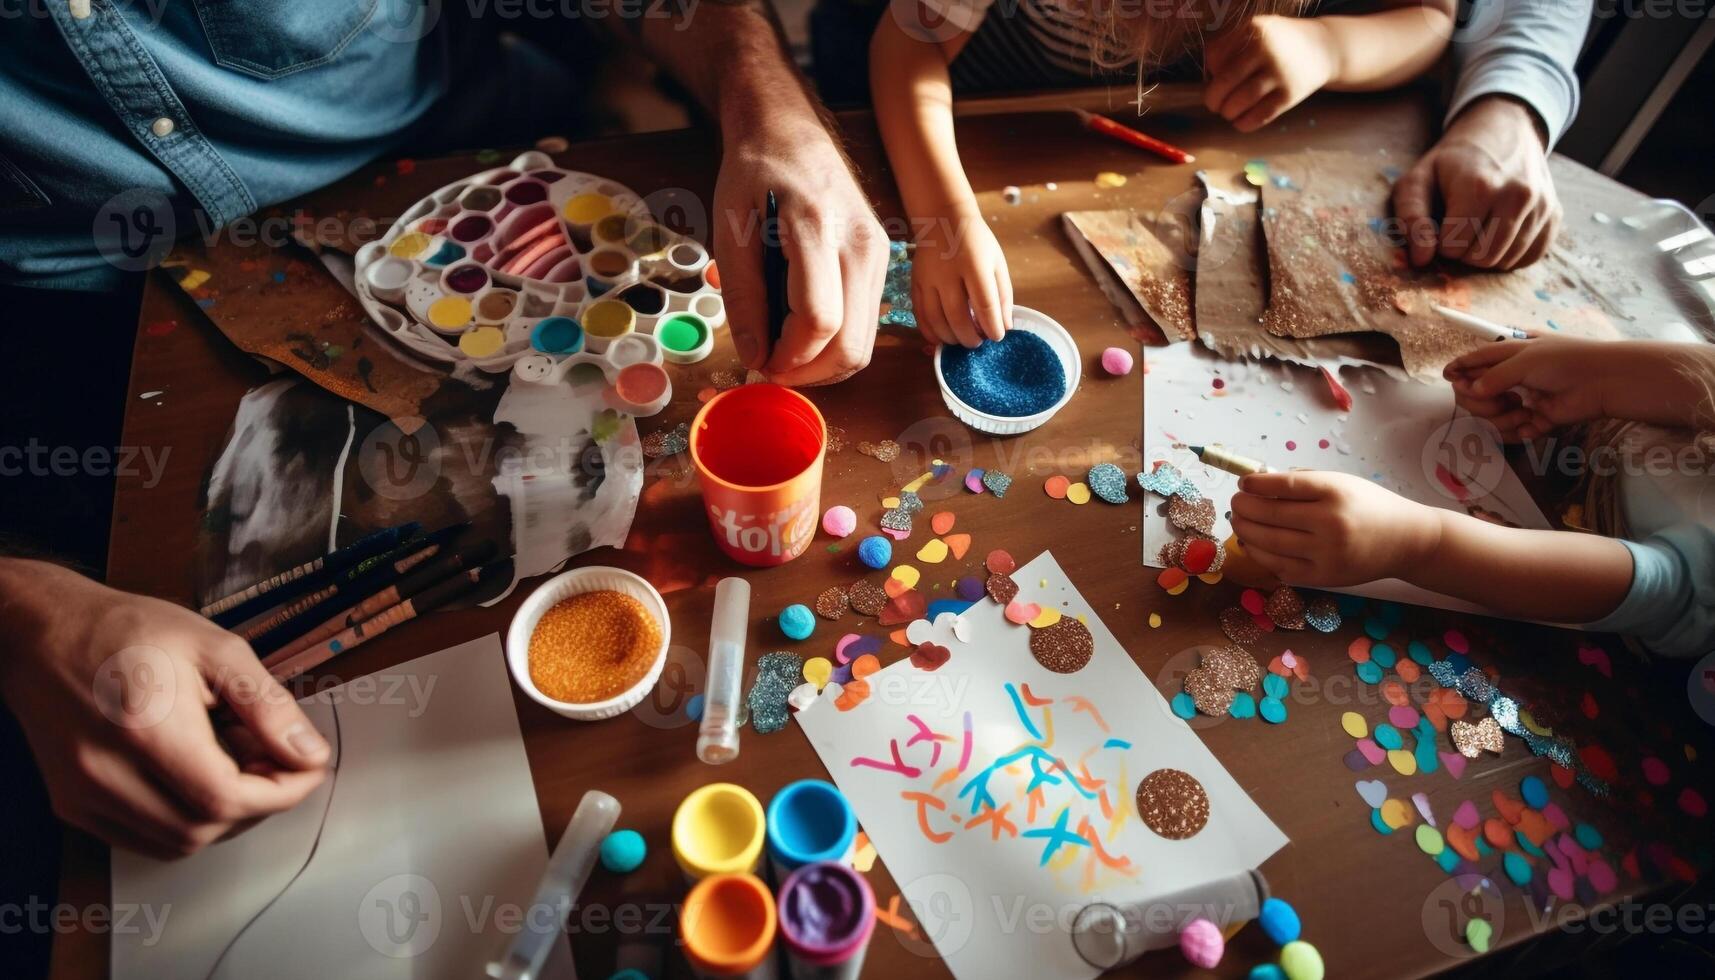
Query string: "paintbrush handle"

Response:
xmin=268 ymin=566 xmax=486 ymax=681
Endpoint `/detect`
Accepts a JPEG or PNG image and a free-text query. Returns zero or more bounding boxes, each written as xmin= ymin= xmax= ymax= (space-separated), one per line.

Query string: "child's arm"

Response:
xmin=1447 ymin=337 xmax=1715 ymax=441
xmin=1230 ymin=471 xmax=1634 ymax=623
xmin=870 ymin=7 xmax=1012 ymax=347
xmin=1205 ymin=1 xmax=1456 ymax=132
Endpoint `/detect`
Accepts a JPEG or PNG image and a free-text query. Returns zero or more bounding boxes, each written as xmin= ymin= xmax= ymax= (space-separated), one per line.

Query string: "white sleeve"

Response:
xmin=1447 ymin=0 xmax=1593 ymax=147
xmin=916 ymin=0 xmax=998 ymax=35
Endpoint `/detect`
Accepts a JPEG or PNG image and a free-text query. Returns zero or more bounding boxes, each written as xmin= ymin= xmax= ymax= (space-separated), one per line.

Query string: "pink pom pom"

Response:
xmin=822 ymin=505 xmax=857 ymax=538
xmin=1179 ymin=918 xmax=1224 ymax=969
xmin=1100 ymin=346 xmax=1134 ymax=376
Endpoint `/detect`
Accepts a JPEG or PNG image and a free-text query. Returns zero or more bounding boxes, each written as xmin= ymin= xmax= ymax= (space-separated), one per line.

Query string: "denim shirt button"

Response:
xmin=150 ymin=116 xmax=175 ymax=138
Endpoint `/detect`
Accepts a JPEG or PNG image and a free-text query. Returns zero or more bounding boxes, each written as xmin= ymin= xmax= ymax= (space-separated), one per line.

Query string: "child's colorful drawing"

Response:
xmin=796 ymin=552 xmax=1286 ymax=980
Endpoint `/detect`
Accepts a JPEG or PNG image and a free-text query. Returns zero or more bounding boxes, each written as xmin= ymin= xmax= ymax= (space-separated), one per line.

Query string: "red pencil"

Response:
xmin=1071 ymin=108 xmax=1195 ymax=165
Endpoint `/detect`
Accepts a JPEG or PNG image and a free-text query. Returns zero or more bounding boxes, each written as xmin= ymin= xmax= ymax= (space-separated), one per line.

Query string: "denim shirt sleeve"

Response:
xmin=1584 ymin=526 xmax=1715 ymax=659
xmin=1448 ymin=0 xmax=1592 ymax=147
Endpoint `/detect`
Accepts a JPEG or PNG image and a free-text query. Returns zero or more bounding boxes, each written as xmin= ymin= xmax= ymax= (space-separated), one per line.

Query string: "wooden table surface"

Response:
xmin=55 ymin=86 xmax=1713 ymax=979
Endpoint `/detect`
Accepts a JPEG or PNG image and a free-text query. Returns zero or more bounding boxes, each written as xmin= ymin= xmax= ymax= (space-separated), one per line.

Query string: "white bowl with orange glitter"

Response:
xmin=506 ymin=566 xmax=671 ymax=720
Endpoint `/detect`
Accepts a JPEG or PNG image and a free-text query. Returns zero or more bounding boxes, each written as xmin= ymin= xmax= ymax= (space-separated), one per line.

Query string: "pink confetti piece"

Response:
xmin=1679 ymin=787 xmax=1707 ymax=818
xmin=1443 ymin=629 xmax=1469 ymax=653
xmin=965 ymin=470 xmax=986 ymax=493
xmin=1588 ymin=859 xmax=1618 ymax=894
xmin=1440 ymin=752 xmax=1469 ymax=779
xmin=834 ymin=633 xmax=862 ymax=664
xmin=1388 ymin=705 xmax=1420 ymax=729
xmin=1453 ymin=800 xmax=1480 ymax=830
xmin=1576 ymin=644 xmax=1611 ymax=678
xmin=1641 ymin=756 xmax=1670 ymax=786
xmin=1357 ymin=738 xmax=1386 ymax=766
xmin=1547 ymin=868 xmax=1575 ymax=901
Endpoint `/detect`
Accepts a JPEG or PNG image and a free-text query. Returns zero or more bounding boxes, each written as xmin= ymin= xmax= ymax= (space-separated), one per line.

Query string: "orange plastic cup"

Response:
xmin=680 ymin=873 xmax=777 ymax=976
xmin=689 ymin=384 xmax=825 ymax=566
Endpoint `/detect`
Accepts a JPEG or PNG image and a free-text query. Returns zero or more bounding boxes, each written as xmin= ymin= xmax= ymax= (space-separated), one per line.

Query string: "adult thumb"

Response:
xmin=203 ymin=637 xmax=330 ymax=770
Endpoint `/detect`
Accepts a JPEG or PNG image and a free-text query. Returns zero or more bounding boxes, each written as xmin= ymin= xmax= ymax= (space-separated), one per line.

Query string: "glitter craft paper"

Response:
xmin=795 ymin=552 xmax=1287 ymax=980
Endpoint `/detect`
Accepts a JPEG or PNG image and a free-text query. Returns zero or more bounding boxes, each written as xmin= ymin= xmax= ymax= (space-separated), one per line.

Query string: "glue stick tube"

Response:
xmin=698 ymin=577 xmax=749 ymax=765
xmin=1071 ymin=869 xmax=1268 ymax=969
xmin=777 ymin=862 xmax=874 ymax=980
xmin=487 ymin=790 xmax=620 ymax=980
xmin=680 ymin=873 xmax=778 ymax=980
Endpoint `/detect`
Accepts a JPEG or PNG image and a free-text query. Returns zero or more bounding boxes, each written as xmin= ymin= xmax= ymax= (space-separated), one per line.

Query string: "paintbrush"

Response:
xmin=245 ymin=522 xmax=470 ymax=654
xmin=763 ymin=189 xmax=788 ymax=359
xmin=260 ymin=539 xmax=500 ymax=667
xmin=203 ymin=522 xmax=419 ymax=622
xmin=1070 ymin=108 xmax=1195 ymax=165
xmin=1189 ymin=444 xmax=1272 ymax=477
xmin=267 ymin=560 xmax=499 ymax=682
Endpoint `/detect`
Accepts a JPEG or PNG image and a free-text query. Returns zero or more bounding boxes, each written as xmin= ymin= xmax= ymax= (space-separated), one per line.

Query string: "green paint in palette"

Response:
xmin=658 ymin=313 xmax=709 ymax=353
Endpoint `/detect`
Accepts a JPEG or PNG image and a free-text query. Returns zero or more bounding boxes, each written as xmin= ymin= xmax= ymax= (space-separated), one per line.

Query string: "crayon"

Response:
xmin=203 ymin=522 xmax=418 ymax=622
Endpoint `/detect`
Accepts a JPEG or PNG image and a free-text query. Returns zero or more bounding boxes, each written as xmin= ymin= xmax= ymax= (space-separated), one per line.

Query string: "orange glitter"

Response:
xmin=528 ymin=590 xmax=661 ymax=703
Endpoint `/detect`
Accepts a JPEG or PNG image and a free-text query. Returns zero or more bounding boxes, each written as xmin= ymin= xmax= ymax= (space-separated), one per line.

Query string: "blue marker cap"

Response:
xmin=766 ymin=779 xmax=856 ymax=872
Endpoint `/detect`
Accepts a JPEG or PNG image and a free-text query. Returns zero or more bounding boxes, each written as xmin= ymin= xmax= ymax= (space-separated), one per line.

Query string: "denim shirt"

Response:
xmin=0 ymin=1 xmax=450 ymax=289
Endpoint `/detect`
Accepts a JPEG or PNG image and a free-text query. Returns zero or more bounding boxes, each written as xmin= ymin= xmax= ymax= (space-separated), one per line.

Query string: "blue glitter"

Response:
xmin=940 ymin=330 xmax=1066 ymax=418
xmin=880 ymin=241 xmax=917 ymax=328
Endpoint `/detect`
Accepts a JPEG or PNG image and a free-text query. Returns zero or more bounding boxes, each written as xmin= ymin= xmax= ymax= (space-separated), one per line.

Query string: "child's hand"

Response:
xmin=1203 ymin=16 xmax=1338 ymax=133
xmin=911 ymin=214 xmax=1012 ymax=347
xmin=1230 ymin=471 xmax=1441 ymax=586
xmin=1443 ymin=337 xmax=1611 ymax=442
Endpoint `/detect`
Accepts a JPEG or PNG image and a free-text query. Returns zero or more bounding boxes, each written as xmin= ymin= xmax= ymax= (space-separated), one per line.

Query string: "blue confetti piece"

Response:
xmin=1374 ymin=723 xmax=1403 ymax=750
xmin=1339 ymin=271 xmax=1356 ymax=284
xmin=1260 ymin=696 xmax=1287 ymax=724
xmin=1356 ymin=661 xmax=1384 ymax=685
xmin=1371 ymin=808 xmax=1393 ymax=835
xmin=1229 ymin=692 xmax=1257 ymax=719
xmin=1171 ymin=691 xmax=1198 ymax=720
xmin=1262 ymin=673 xmax=1288 ymax=699
xmin=686 ymin=693 xmax=704 ymax=721
xmin=1435 ymin=848 xmax=1461 ymax=873
xmin=1408 ymin=640 xmax=1434 ymax=665
xmin=1365 ymin=617 xmax=1391 ymax=640
xmin=1415 ymin=736 xmax=1439 ymax=773
xmin=879 ymin=240 xmax=916 ymax=329
xmin=926 ymin=598 xmax=975 ymax=619
xmin=1515 ymin=829 xmax=1545 ymax=857
xmin=1574 ymin=823 xmax=1604 ymax=849
xmin=1371 ymin=643 xmax=1398 ymax=669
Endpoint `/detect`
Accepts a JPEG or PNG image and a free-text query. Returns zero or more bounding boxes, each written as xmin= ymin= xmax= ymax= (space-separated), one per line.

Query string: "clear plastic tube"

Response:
xmin=697 ymin=577 xmax=750 ymax=764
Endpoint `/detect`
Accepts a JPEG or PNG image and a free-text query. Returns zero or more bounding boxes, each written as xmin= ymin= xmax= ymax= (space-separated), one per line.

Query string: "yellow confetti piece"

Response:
xmin=1066 ymin=482 xmax=1092 ymax=505
xmin=1380 ymin=798 xmax=1413 ymax=830
xmin=1162 ymin=576 xmax=1188 ymax=596
xmin=880 ymin=496 xmax=901 ymax=509
xmin=853 ymin=832 xmax=877 ymax=873
xmin=1028 ymin=607 xmax=1063 ymax=629
xmin=1197 ymin=571 xmax=1223 ymax=585
xmin=1340 ymin=711 xmax=1368 ymax=739
xmin=1521 ymin=710 xmax=1553 ymax=736
xmin=1387 ymin=748 xmax=1418 ymax=776
xmin=916 ymin=539 xmax=949 ymax=564
xmin=1094 ymin=171 xmax=1128 ymax=188
xmin=1148 ymin=613 xmax=1162 ymax=628
xmin=803 ymin=657 xmax=832 ymax=689
xmin=900 ymin=463 xmax=942 ymax=493
xmin=179 ymin=269 xmax=211 ymax=291
xmin=890 ymin=564 xmax=920 ymax=589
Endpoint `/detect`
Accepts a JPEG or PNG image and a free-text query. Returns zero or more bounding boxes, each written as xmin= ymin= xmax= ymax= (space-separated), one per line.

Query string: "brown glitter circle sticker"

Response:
xmin=1167 ymin=495 xmax=1216 ymax=535
xmin=814 ymin=586 xmax=849 ymax=621
xmin=985 ymin=572 xmax=1019 ymax=605
xmin=1183 ymin=667 xmax=1236 ymax=716
xmin=1264 ymin=586 xmax=1306 ymax=630
xmin=848 ymin=579 xmax=888 ymax=618
xmin=1135 ymin=768 xmax=1210 ymax=840
xmin=1219 ymin=606 xmax=1261 ymax=645
xmin=1028 ymin=618 xmax=1094 ymax=674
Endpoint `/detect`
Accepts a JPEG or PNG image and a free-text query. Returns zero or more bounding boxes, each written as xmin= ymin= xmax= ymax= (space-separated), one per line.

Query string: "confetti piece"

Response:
xmin=986 ymin=550 xmax=1016 ymax=575
xmin=1452 ymin=717 xmax=1504 ymax=759
xmin=1503 ymin=850 xmax=1532 ymax=886
xmin=1413 ymin=792 xmax=1436 ymax=826
xmin=879 ymin=590 xmax=927 ymax=626
xmin=788 ymin=682 xmax=819 ymax=711
xmin=1340 ymin=712 xmax=1368 ymax=738
xmin=981 ymin=469 xmax=1013 ymax=497
xmin=641 ymin=421 xmax=690 ymax=458
xmin=943 ymin=533 xmax=971 ymax=559
xmin=916 ymin=539 xmax=949 ymax=564
xmin=1004 ymin=601 xmax=1041 ymax=625
xmin=930 ymin=511 xmax=956 ymax=535
xmin=1415 ymin=824 xmax=1444 ymax=856
xmin=1148 ymin=612 xmax=1161 ymax=628
xmin=1387 ymin=749 xmax=1417 ymax=775
xmin=1380 ymin=798 xmax=1412 ymax=830
xmin=1087 ymin=463 xmax=1129 ymax=503
xmin=1044 ymin=475 xmax=1070 ymax=499
xmin=848 ymin=579 xmax=889 ymax=617
xmin=858 ymin=439 xmax=901 ymax=462
xmin=1157 ymin=567 xmax=1189 ymax=595
xmin=1095 ymin=171 xmax=1128 ymax=188
xmin=1066 ymin=482 xmax=1092 ymax=505
xmin=1181 ymin=536 xmax=1224 ymax=575
xmin=1029 ymin=618 xmax=1093 ymax=673
xmin=1357 ymin=739 xmax=1386 ymax=765
xmin=1171 ymin=692 xmax=1197 ymax=719
xmin=814 ymin=586 xmax=850 ymax=621
xmin=891 ymin=565 xmax=922 ymax=589
xmin=986 ymin=572 xmax=1019 ymax=605
xmin=803 ymin=657 xmax=833 ymax=688
xmin=964 ymin=469 xmax=986 ymax=493
xmin=851 ymin=654 xmax=881 ymax=680
xmin=910 ymin=641 xmax=951 ymax=671
xmin=1465 ymin=917 xmax=1493 ymax=953
xmin=1028 ymin=607 xmax=1063 ymax=629
xmin=1135 ymin=768 xmax=1209 ymax=840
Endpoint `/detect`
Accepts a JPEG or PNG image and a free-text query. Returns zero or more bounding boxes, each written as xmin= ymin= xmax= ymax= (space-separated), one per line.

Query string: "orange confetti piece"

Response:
xmin=1381 ymin=679 xmax=1408 ymax=706
xmin=1044 ymin=475 xmax=1070 ymax=499
xmin=883 ymin=576 xmax=911 ymax=598
xmin=1395 ymin=659 xmax=1421 ymax=683
xmin=1157 ymin=567 xmax=1189 ymax=595
xmin=1348 ymin=636 xmax=1373 ymax=662
xmin=889 ymin=629 xmax=910 ymax=646
xmin=931 ymin=511 xmax=956 ymax=535
xmin=835 ymin=679 xmax=870 ymax=711
xmin=943 ymin=533 xmax=971 ymax=560
xmin=852 ymin=654 xmax=881 ymax=679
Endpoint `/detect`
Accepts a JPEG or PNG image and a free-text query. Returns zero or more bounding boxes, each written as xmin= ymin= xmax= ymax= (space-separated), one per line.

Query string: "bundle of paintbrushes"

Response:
xmin=201 ymin=522 xmax=505 ymax=680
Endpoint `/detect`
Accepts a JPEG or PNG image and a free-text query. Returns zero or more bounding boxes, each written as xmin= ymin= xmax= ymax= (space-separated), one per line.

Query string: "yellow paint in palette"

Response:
xmin=427 ymin=296 xmax=472 ymax=331
xmin=672 ymin=783 xmax=765 ymax=879
xmin=389 ymin=231 xmax=433 ymax=258
xmin=458 ymin=325 xmax=506 ymax=358
xmin=583 ymin=299 xmax=635 ymax=339
xmin=562 ymin=193 xmax=613 ymax=225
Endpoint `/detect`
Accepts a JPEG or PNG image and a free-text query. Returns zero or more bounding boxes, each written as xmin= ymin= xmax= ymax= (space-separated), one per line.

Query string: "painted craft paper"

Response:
xmin=1062 ymin=206 xmax=1198 ymax=343
xmin=796 ymin=552 xmax=1287 ymax=980
xmin=1258 ymin=149 xmax=1622 ymax=381
xmin=112 ymin=635 xmax=564 ymax=980
xmin=1140 ymin=341 xmax=1550 ymax=612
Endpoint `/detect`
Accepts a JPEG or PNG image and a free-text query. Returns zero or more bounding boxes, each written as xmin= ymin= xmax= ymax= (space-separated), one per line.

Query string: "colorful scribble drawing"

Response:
xmin=848 ymin=681 xmax=1139 ymax=893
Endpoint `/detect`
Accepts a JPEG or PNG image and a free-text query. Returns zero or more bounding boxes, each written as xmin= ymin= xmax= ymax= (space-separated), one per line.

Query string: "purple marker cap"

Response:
xmin=777 ymin=862 xmax=875 ymax=966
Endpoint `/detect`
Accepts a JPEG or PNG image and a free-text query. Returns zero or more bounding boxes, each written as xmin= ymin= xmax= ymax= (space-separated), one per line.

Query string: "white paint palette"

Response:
xmin=352 ymin=151 xmax=724 ymax=414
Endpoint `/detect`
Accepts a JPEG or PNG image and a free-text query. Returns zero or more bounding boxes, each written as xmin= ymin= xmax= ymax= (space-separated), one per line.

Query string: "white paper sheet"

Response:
xmin=1140 ymin=342 xmax=1551 ymax=614
xmin=795 ymin=552 xmax=1287 ymax=980
xmin=113 ymin=635 xmax=562 ymax=980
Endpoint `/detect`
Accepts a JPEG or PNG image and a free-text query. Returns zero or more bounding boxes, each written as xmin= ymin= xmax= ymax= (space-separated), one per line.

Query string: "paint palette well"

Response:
xmin=353 ymin=151 xmax=725 ymax=386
